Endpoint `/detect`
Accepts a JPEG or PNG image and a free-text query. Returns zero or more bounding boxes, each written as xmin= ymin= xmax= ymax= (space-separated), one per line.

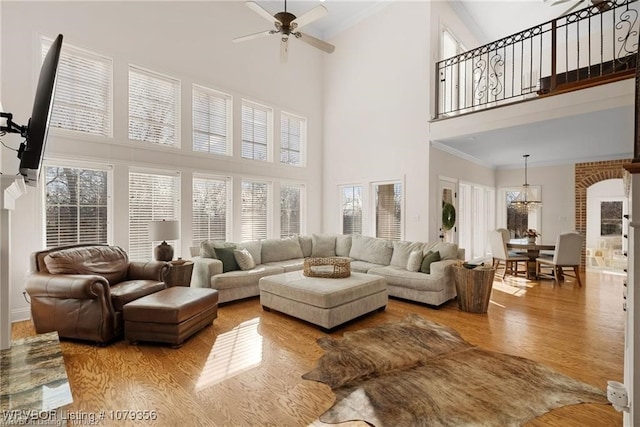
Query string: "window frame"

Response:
xmin=371 ymin=180 xmax=404 ymax=241
xmin=339 ymin=184 xmax=363 ymax=235
xmin=240 ymin=179 xmax=271 ymax=241
xmin=498 ymin=185 xmax=541 ymax=241
xmin=192 ymin=173 xmax=233 ymax=246
xmin=279 ymin=111 xmax=307 ymax=167
xmin=128 ymin=168 xmax=181 ymax=261
xmin=279 ymin=183 xmax=305 ymax=238
xmin=192 ymin=84 xmax=233 ymax=156
xmin=128 ymin=64 xmax=181 ymax=147
xmin=42 ymin=159 xmax=113 ymax=247
xmin=241 ymin=99 xmax=273 ymax=162
xmin=42 ymin=36 xmax=113 ymax=139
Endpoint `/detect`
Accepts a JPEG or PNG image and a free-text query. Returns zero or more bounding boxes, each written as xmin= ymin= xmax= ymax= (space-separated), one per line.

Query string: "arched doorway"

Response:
xmin=575 ymin=159 xmax=631 ymax=268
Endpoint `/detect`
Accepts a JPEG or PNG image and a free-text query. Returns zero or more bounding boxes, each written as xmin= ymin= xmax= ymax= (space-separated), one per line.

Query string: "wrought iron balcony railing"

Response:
xmin=435 ymin=0 xmax=639 ymax=119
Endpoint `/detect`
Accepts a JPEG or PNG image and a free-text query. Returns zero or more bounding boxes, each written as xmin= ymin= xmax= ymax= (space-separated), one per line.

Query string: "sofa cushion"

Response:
xmin=367 ymin=266 xmax=446 ymax=292
xmin=110 ymin=280 xmax=167 ymax=311
xmin=335 ymin=235 xmax=352 ymax=257
xmin=350 ymin=260 xmax=387 ymax=273
xmin=44 ymin=246 xmax=129 ymax=285
xmin=261 ymin=236 xmax=304 ymax=263
xmin=390 ymin=241 xmax=426 ymax=268
xmin=425 ymin=242 xmax=459 ymax=260
xmin=211 ymin=265 xmax=284 ymax=291
xmin=298 ymin=236 xmax=313 ymax=258
xmin=237 ymin=240 xmax=262 ymax=266
xmin=349 ymin=234 xmax=393 ymax=265
xmin=311 ymin=234 xmax=336 ymax=257
xmin=406 ymin=250 xmax=423 ymax=272
xmin=262 ymin=258 xmax=305 ymax=272
xmin=234 ymin=248 xmax=256 ymax=271
xmin=216 ymin=246 xmax=240 ymax=273
xmin=420 ymin=251 xmax=441 ymax=274
xmin=199 ymin=240 xmax=235 ymax=259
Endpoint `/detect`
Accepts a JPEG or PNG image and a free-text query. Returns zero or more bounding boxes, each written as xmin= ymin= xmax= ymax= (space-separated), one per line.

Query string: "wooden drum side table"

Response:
xmin=453 ymin=265 xmax=496 ymax=314
xmin=165 ymin=260 xmax=194 ymax=287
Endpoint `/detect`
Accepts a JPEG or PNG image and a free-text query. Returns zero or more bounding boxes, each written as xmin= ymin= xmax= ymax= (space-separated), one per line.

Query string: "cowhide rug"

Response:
xmin=302 ymin=314 xmax=609 ymax=426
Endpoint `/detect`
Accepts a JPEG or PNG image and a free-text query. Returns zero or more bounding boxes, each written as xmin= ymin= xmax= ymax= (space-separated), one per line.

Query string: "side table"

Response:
xmin=165 ymin=260 xmax=194 ymax=287
xmin=453 ymin=265 xmax=496 ymax=313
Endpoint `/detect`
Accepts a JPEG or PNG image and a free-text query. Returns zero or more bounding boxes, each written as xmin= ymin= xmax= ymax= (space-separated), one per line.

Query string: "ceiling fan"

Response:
xmin=544 ymin=0 xmax=611 ymax=16
xmin=233 ymin=0 xmax=336 ymax=63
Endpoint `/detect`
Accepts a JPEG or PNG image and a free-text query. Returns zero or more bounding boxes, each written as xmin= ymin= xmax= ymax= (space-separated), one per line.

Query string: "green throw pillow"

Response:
xmin=216 ymin=246 xmax=240 ymax=273
xmin=420 ymin=251 xmax=441 ymax=274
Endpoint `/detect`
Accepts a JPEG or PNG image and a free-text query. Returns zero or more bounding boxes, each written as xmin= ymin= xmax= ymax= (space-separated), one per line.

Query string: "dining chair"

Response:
xmin=535 ymin=232 xmax=583 ymax=286
xmin=488 ymin=230 xmax=528 ymax=279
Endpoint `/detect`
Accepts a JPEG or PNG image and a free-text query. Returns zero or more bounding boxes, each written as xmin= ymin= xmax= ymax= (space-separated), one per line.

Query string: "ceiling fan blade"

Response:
xmin=298 ymin=32 xmax=335 ymax=54
xmin=233 ymin=30 xmax=274 ymax=43
xmin=280 ymin=36 xmax=289 ymax=63
xmin=245 ymin=1 xmax=281 ymax=25
xmin=291 ymin=5 xmax=328 ymax=31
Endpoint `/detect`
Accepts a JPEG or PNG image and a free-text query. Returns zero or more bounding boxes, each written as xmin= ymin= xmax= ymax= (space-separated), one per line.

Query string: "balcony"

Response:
xmin=435 ymin=0 xmax=639 ymax=120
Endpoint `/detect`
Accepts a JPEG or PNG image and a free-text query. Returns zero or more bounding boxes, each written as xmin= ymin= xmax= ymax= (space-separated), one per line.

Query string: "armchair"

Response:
xmin=26 ymin=244 xmax=168 ymax=344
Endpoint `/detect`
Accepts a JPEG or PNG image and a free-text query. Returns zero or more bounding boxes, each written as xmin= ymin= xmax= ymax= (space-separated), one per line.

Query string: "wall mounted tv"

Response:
xmin=0 ymin=34 xmax=63 ymax=186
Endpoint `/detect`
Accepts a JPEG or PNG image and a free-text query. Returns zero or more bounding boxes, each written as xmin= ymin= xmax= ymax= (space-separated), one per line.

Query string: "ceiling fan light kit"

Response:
xmin=234 ymin=0 xmax=335 ymax=63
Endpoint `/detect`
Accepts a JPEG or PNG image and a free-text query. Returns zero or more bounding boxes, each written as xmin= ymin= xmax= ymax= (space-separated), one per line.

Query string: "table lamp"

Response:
xmin=148 ymin=219 xmax=179 ymax=261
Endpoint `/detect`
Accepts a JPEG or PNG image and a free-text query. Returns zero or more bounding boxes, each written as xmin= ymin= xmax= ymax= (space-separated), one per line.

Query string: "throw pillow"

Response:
xmin=335 ymin=235 xmax=352 ymax=257
xmin=234 ymin=248 xmax=256 ymax=271
xmin=420 ymin=251 xmax=441 ymax=274
xmin=406 ymin=250 xmax=423 ymax=272
xmin=216 ymin=246 xmax=240 ymax=273
xmin=311 ymin=234 xmax=337 ymax=257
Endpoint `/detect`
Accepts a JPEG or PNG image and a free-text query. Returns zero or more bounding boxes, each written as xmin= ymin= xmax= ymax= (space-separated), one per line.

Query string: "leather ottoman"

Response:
xmin=123 ymin=287 xmax=218 ymax=347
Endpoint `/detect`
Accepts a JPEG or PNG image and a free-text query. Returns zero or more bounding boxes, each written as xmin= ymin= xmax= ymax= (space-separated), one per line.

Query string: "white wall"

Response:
xmin=1 ymin=1 xmax=325 ymax=321
xmin=496 ymin=163 xmax=575 ymax=245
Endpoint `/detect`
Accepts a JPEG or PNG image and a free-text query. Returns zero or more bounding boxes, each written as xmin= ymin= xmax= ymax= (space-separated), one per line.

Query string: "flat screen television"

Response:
xmin=1 ymin=34 xmax=63 ymax=186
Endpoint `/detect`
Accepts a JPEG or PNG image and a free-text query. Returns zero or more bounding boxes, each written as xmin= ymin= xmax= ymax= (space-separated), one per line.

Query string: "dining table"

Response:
xmin=506 ymin=242 xmax=556 ymax=280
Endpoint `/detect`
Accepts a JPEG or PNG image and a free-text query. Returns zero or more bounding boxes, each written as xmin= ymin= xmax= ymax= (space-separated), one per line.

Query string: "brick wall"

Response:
xmin=575 ymin=159 xmax=631 ymax=268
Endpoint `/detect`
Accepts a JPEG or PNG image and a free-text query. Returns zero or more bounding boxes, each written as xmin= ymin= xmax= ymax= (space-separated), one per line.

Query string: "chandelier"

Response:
xmin=510 ymin=154 xmax=541 ymax=212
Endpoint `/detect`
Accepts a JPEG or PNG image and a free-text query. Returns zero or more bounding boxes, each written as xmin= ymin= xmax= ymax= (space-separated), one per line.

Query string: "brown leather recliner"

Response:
xmin=26 ymin=244 xmax=169 ymax=344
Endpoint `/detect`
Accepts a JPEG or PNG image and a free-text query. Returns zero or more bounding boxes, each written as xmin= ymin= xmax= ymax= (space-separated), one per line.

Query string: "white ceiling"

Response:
xmin=248 ymin=0 xmax=635 ymax=168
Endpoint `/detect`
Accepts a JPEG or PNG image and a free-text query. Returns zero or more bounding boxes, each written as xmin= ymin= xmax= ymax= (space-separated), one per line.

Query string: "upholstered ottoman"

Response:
xmin=259 ymin=270 xmax=387 ymax=331
xmin=123 ymin=287 xmax=218 ymax=347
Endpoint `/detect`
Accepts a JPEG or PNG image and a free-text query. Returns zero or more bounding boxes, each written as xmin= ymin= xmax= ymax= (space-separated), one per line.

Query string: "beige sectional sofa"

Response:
xmin=190 ymin=234 xmax=464 ymax=306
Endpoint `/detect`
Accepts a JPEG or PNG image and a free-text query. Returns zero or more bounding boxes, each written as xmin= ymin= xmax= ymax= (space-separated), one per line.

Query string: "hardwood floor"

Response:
xmin=12 ymin=271 xmax=624 ymax=426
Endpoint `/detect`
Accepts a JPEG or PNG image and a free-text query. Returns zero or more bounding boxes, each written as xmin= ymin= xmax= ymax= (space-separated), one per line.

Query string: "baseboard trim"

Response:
xmin=12 ymin=307 xmax=31 ymax=323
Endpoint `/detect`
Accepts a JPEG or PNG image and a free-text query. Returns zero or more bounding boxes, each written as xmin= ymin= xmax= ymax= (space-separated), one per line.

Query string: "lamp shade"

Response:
xmin=148 ymin=220 xmax=179 ymax=242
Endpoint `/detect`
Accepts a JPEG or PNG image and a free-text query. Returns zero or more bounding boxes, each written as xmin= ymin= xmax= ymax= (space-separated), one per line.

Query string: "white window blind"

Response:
xmin=375 ymin=183 xmax=402 ymax=241
xmin=280 ymin=184 xmax=302 ymax=237
xmin=45 ymin=165 xmax=110 ymax=247
xmin=280 ymin=112 xmax=305 ymax=166
xmin=129 ymin=66 xmax=180 ymax=146
xmin=241 ymin=100 xmax=271 ymax=161
xmin=129 ymin=171 xmax=180 ymax=261
xmin=192 ymin=176 xmax=230 ymax=245
xmin=193 ymin=85 xmax=232 ymax=155
xmin=241 ymin=180 xmax=269 ymax=241
xmin=340 ymin=185 xmax=362 ymax=235
xmin=42 ymin=37 xmax=112 ymax=137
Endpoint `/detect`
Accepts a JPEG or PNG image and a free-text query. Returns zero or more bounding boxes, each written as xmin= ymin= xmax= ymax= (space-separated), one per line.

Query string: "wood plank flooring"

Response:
xmin=11 ymin=271 xmax=624 ymax=426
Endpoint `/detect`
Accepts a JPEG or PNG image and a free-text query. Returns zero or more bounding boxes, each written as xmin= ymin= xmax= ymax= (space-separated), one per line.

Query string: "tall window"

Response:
xmin=374 ymin=182 xmax=402 ymax=241
xmin=505 ymin=186 xmax=540 ymax=240
xmin=129 ymin=170 xmax=180 ymax=261
xmin=42 ymin=37 xmax=112 ymax=137
xmin=241 ymin=100 xmax=272 ymax=161
xmin=44 ymin=165 xmax=110 ymax=247
xmin=192 ymin=175 xmax=231 ymax=245
xmin=459 ymin=182 xmax=495 ymax=260
xmin=241 ymin=180 xmax=269 ymax=241
xmin=280 ymin=112 xmax=306 ymax=166
xmin=192 ymin=85 xmax=232 ymax=156
xmin=280 ymin=184 xmax=303 ymax=237
xmin=129 ymin=65 xmax=180 ymax=146
xmin=340 ymin=185 xmax=362 ymax=235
